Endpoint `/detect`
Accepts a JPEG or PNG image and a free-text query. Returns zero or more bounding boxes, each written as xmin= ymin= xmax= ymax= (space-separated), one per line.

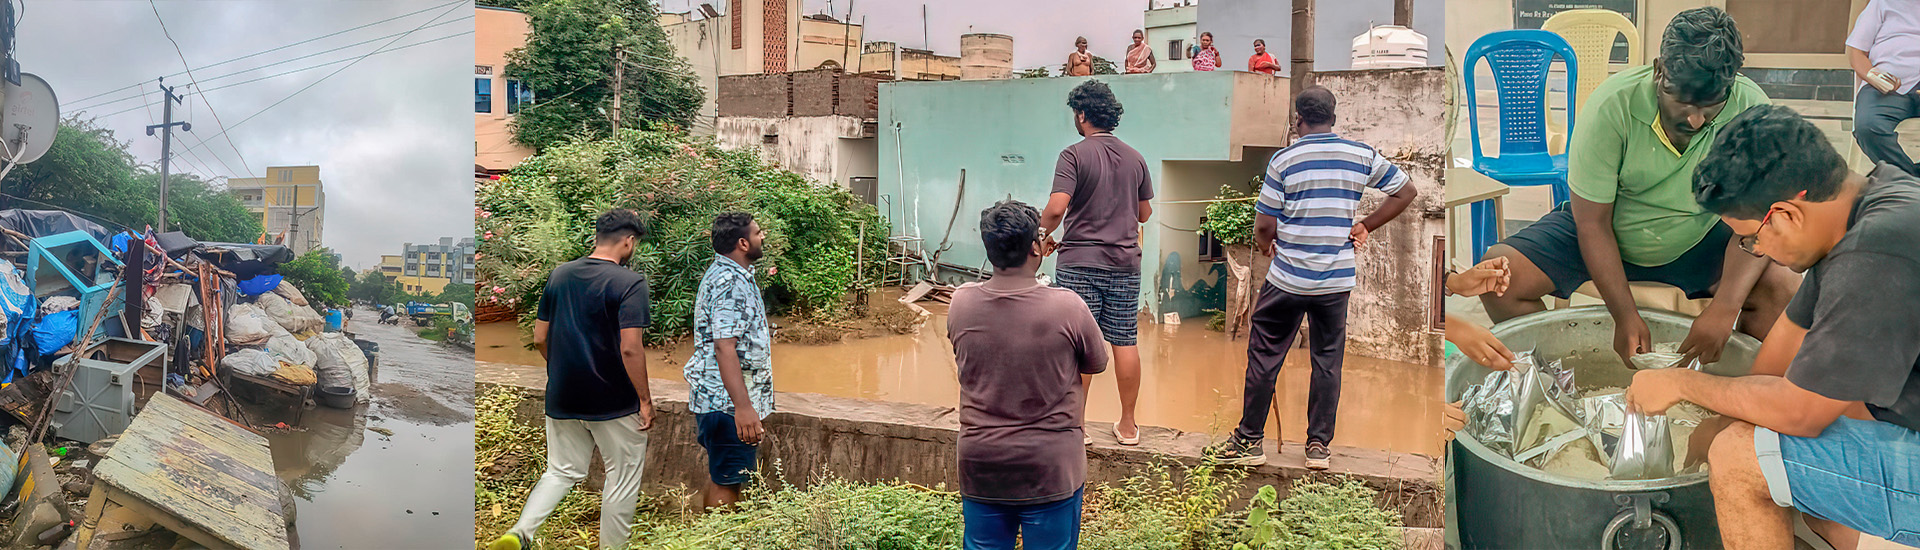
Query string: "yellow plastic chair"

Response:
xmin=1542 ymin=9 xmax=1642 ymax=155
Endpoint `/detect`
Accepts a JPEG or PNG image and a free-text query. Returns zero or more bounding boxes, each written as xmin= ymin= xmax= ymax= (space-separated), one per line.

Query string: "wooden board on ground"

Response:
xmin=76 ymin=393 xmax=287 ymax=550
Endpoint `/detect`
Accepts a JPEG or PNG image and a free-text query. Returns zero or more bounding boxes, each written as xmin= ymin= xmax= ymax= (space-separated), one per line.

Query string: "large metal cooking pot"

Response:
xmin=1447 ymin=306 xmax=1762 ymax=550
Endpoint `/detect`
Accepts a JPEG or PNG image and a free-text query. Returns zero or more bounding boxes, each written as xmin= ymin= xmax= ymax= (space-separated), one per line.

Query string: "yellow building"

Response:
xmin=393 ymin=275 xmax=451 ymax=295
xmin=378 ymin=255 xmax=405 ymax=282
xmin=476 ymin=5 xmax=538 ymax=174
xmin=227 ymin=165 xmax=325 ymax=255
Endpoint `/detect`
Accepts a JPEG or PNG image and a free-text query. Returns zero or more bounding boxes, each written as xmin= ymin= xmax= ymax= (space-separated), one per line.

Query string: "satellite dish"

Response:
xmin=0 ymin=73 xmax=59 ymax=165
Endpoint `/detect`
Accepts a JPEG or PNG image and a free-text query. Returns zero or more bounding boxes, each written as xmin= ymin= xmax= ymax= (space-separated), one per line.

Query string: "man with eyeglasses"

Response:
xmin=1625 ymin=104 xmax=1920 ymax=550
xmin=1478 ymin=7 xmax=1798 ymax=369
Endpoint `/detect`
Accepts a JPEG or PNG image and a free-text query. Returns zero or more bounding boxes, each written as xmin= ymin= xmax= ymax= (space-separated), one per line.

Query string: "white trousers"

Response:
xmin=507 ymin=414 xmax=649 ymax=549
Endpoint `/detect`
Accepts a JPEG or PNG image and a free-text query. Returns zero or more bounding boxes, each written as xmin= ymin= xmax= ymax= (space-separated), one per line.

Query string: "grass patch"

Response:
xmin=474 ymin=386 xmax=1403 ymax=550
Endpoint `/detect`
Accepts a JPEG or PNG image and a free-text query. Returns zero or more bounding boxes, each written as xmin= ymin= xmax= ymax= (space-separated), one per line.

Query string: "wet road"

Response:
xmin=267 ymin=307 xmax=474 ymax=549
xmin=477 ymin=306 xmax=1444 ymax=456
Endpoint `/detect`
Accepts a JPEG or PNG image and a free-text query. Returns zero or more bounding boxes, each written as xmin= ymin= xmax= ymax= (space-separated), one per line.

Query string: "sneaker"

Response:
xmin=486 ymin=533 xmax=528 ymax=550
xmin=1203 ymin=436 xmax=1267 ymax=466
xmin=1305 ymin=441 xmax=1331 ymax=470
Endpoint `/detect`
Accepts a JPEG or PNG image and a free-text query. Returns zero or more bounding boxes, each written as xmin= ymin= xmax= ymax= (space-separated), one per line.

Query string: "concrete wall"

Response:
xmin=1196 ymin=0 xmax=1444 ymax=75
xmin=476 ymin=373 xmax=1443 ymax=528
xmin=715 ymin=115 xmax=869 ymax=188
xmin=878 ymin=71 xmax=1291 ymax=317
xmin=716 ymin=69 xmax=883 ymax=119
xmin=1316 ymin=68 xmax=1450 ymax=366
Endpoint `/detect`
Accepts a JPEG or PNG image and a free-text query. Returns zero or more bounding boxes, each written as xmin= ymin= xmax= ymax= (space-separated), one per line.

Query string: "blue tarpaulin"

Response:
xmin=31 ymin=309 xmax=77 ymax=356
xmin=237 ymin=274 xmax=283 ymax=297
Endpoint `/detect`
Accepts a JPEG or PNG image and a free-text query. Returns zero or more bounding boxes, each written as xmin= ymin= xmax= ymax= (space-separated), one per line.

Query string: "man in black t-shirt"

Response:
xmin=1625 ymin=106 xmax=1920 ymax=549
xmin=488 ymin=209 xmax=655 ymax=550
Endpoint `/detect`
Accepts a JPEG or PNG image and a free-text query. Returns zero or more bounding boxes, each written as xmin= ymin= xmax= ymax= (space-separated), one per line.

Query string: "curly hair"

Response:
xmin=710 ymin=212 xmax=755 ymax=254
xmin=1660 ymin=7 xmax=1745 ymax=105
xmin=1295 ymin=86 xmax=1336 ymax=126
xmin=1068 ymin=80 xmax=1124 ymax=131
xmin=980 ymin=200 xmax=1040 ymax=270
xmin=1693 ymin=105 xmax=1846 ymax=220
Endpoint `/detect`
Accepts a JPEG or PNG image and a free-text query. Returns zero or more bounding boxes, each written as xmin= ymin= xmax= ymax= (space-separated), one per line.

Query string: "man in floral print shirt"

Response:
xmin=685 ymin=212 xmax=774 ymax=511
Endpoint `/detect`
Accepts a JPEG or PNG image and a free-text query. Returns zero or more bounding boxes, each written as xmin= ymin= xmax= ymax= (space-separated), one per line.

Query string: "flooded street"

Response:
xmin=477 ymin=304 xmax=1444 ymax=456
xmin=268 ymin=307 xmax=474 ymax=549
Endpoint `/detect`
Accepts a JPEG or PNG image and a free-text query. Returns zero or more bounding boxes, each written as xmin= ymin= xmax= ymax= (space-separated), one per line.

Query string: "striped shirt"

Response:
xmin=1256 ymin=133 xmax=1410 ymax=295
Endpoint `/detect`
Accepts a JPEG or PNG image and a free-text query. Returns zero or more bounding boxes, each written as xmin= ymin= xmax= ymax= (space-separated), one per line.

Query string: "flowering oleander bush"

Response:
xmin=475 ymin=127 xmax=889 ymax=343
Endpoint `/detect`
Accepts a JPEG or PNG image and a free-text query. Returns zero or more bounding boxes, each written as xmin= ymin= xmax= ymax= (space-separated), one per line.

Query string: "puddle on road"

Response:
xmin=477 ymin=306 xmax=1443 ymax=456
xmin=264 ymin=307 xmax=474 ymax=549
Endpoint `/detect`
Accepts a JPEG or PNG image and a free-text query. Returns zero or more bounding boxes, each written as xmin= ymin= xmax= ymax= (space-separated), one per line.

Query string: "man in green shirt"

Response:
xmin=1481 ymin=7 xmax=1799 ymax=367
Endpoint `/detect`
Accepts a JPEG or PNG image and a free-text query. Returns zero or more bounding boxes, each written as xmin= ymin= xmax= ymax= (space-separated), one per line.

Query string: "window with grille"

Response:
xmin=475 ymin=77 xmax=492 ymax=113
xmin=1197 ymin=216 xmax=1224 ymax=262
xmin=1169 ymin=39 xmax=1185 ymax=61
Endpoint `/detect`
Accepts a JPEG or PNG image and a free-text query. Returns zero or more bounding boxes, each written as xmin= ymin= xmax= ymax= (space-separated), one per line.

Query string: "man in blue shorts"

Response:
xmin=1626 ymin=105 xmax=1920 ymax=549
xmin=686 ymin=212 xmax=774 ymax=510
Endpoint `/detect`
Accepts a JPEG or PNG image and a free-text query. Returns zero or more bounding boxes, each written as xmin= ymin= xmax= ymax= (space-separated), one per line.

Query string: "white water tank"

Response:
xmin=1351 ymin=25 xmax=1429 ymax=69
xmin=960 ymin=33 xmax=1014 ymax=80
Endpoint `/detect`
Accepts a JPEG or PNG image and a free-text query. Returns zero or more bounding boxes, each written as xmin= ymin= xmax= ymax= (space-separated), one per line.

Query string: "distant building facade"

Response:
xmin=227 ymin=165 xmax=325 ymax=255
xmin=396 ymin=237 xmax=475 ymax=295
xmin=476 ymin=5 xmax=537 ymax=174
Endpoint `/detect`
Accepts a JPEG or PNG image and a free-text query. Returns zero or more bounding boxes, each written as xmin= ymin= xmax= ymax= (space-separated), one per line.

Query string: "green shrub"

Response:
xmin=1199 ymin=177 xmax=1262 ymax=247
xmin=1242 ymin=478 xmax=1402 ymax=550
xmin=633 ymin=477 xmax=963 ymax=550
xmin=475 ymin=128 xmax=889 ymax=344
xmin=473 ymin=386 xmax=604 ymax=548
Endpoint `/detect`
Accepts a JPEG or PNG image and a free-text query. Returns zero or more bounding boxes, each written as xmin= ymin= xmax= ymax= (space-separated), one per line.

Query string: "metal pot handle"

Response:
xmin=1601 ymin=493 xmax=1682 ymax=550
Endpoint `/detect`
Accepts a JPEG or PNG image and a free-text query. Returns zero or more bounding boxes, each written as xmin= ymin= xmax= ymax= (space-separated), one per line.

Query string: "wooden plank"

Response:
xmin=92 ymin=394 xmax=286 ymax=550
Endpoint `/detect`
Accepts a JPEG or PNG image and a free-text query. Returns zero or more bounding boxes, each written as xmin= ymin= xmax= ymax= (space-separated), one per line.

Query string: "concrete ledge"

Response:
xmin=478 ymin=362 xmax=1442 ymax=528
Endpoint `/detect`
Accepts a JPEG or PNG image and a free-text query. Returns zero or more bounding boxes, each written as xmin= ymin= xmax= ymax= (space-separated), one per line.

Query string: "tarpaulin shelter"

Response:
xmin=0 ymin=210 xmax=112 ymax=254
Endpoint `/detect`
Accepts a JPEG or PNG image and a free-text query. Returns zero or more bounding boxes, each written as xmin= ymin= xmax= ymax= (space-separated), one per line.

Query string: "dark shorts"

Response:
xmin=695 ymin=411 xmax=758 ymax=486
xmin=1500 ymin=205 xmax=1732 ymax=300
xmin=1054 ymin=265 xmax=1140 ymax=346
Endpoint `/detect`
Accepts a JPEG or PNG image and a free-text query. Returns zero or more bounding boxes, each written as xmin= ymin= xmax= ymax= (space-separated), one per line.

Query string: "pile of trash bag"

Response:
xmin=308 ymin=332 xmax=370 ymax=404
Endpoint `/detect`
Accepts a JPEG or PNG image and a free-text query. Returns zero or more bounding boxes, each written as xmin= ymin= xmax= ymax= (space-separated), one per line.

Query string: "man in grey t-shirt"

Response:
xmin=1626 ymin=106 xmax=1920 ymax=548
xmin=1040 ymin=80 xmax=1154 ymax=446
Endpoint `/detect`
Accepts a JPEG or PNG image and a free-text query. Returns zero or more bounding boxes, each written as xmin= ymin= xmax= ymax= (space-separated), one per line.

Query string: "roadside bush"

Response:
xmin=475 ymin=128 xmax=889 ymax=344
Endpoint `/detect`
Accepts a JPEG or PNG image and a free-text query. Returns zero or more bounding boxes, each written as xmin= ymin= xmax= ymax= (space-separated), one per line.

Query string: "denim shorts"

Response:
xmin=1054 ymin=265 xmax=1140 ymax=346
xmin=1755 ymin=417 xmax=1920 ymax=546
xmin=695 ymin=411 xmax=759 ymax=486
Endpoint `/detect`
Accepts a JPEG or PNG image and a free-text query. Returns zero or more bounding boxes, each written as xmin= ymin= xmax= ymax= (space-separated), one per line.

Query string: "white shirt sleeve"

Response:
xmin=1848 ymin=0 xmax=1883 ymax=54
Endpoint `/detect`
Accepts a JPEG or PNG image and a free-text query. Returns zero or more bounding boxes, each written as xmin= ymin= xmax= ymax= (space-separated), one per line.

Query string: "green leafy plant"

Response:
xmin=279 ymin=248 xmax=350 ymax=306
xmin=1200 ymin=177 xmax=1262 ymax=247
xmin=506 ymin=0 xmax=704 ymax=150
xmin=1263 ymin=478 xmax=1401 ymax=550
xmin=475 ymin=128 xmax=888 ymax=344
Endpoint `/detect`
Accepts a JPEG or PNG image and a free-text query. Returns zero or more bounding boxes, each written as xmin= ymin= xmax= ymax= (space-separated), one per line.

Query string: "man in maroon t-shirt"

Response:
xmin=950 ymin=200 xmax=1108 ymax=550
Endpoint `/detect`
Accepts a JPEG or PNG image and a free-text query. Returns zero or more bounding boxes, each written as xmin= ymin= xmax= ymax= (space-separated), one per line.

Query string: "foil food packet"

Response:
xmin=1611 ymin=409 xmax=1676 ymax=480
xmin=1462 ymin=370 xmax=1516 ymax=456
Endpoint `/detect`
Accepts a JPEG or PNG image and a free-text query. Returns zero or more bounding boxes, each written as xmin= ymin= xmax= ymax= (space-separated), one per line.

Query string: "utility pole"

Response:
xmin=146 ymin=78 xmax=191 ymax=233
xmin=1290 ymin=0 xmax=1315 ymax=96
xmin=612 ymin=47 xmax=625 ymax=133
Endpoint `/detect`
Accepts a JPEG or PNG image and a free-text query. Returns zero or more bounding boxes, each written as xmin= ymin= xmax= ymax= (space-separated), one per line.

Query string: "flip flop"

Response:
xmin=1113 ymin=423 xmax=1141 ymax=446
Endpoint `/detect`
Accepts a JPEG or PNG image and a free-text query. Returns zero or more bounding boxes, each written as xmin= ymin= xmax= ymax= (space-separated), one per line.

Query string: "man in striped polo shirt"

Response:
xmin=1205 ymin=86 xmax=1418 ymax=470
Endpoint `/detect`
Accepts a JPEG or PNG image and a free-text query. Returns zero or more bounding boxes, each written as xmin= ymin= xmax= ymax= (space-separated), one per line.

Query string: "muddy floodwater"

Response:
xmin=264 ymin=307 xmax=474 ymax=549
xmin=478 ymin=305 xmax=1443 ymax=456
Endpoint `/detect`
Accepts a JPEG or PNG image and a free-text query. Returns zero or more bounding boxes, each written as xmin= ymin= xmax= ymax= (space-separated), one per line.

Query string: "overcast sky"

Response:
xmin=19 ymin=1 xmax=472 ymax=271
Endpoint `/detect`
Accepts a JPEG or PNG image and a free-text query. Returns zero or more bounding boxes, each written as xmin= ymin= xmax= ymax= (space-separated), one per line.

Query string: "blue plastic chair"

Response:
xmin=1464 ymin=30 xmax=1579 ymax=261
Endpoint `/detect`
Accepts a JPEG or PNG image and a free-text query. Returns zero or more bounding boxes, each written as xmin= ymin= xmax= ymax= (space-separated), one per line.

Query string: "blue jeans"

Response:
xmin=961 ymin=488 xmax=1083 ymax=550
xmin=1756 ymin=417 xmax=1920 ymax=546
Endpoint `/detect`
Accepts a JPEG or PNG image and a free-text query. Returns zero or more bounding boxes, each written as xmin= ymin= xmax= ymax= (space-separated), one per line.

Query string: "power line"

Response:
xmin=90 ymin=30 xmax=472 ymax=121
xmin=152 ymin=0 xmax=252 ymax=178
xmin=66 ymin=0 xmax=465 ymax=106
xmin=166 ymin=2 xmax=467 ymax=167
xmin=136 ymin=81 xmax=224 ymax=179
xmin=71 ymin=16 xmax=474 ymax=114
